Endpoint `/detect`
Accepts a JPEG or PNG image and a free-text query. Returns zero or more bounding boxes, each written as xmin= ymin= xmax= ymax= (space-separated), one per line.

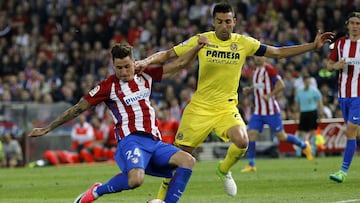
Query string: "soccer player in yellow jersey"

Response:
xmin=138 ymin=2 xmax=334 ymax=198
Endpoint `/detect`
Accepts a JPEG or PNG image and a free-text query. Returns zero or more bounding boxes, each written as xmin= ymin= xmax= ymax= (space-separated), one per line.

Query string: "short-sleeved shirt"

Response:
xmin=329 ymin=36 xmax=360 ymax=98
xmin=295 ymin=87 xmax=322 ymax=112
xmin=84 ymin=67 xmax=163 ymax=141
xmin=174 ymin=31 xmax=261 ymax=108
xmin=252 ymin=64 xmax=281 ymax=115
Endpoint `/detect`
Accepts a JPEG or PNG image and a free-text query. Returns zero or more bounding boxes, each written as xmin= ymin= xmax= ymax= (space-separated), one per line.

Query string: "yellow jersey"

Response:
xmin=174 ymin=31 xmax=260 ymax=107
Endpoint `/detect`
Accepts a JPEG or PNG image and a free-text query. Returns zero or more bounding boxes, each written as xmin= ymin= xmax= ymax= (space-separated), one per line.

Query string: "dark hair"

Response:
xmin=111 ymin=44 xmax=134 ymax=61
xmin=212 ymin=2 xmax=234 ymax=18
xmin=346 ymin=12 xmax=360 ymax=25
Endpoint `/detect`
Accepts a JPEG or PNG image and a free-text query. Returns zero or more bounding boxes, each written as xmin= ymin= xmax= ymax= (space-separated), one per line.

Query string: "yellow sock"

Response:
xmin=219 ymin=143 xmax=247 ymax=173
xmin=157 ymin=178 xmax=171 ymax=200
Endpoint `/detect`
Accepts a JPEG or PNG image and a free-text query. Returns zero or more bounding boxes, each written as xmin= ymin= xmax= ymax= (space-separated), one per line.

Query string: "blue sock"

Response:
xmin=340 ymin=139 xmax=356 ymax=174
xmin=164 ymin=167 xmax=192 ymax=203
xmin=286 ymin=134 xmax=306 ymax=149
xmin=248 ymin=141 xmax=256 ymax=166
xmin=95 ymin=173 xmax=130 ymax=196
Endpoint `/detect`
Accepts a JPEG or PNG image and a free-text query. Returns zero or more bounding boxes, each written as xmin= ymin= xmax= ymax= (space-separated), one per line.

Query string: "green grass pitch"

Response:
xmin=1 ymin=156 xmax=359 ymax=203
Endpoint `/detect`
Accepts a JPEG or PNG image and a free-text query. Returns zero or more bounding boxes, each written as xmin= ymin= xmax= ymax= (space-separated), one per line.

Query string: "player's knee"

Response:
xmin=228 ymin=126 xmax=249 ymax=148
xmin=172 ymin=151 xmax=196 ymax=169
xmin=232 ymin=138 xmax=248 ymax=149
xmin=128 ymin=169 xmax=145 ymax=188
xmin=128 ymin=175 xmax=144 ymax=188
xmin=179 ymin=152 xmax=196 ymax=169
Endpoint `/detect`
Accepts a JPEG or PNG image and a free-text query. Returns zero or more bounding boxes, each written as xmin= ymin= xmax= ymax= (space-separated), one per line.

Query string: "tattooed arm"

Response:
xmin=28 ymin=99 xmax=92 ymax=137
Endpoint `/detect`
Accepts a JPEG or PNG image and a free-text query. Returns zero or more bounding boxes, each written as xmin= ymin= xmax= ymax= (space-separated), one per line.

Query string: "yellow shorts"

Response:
xmin=174 ymin=101 xmax=245 ymax=148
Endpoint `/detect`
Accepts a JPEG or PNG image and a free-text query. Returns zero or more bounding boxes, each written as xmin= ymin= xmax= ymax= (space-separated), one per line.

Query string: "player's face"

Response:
xmin=347 ymin=17 xmax=360 ymax=38
xmin=212 ymin=12 xmax=236 ymax=41
xmin=113 ymin=56 xmax=135 ymax=82
xmin=254 ymin=56 xmax=266 ymax=66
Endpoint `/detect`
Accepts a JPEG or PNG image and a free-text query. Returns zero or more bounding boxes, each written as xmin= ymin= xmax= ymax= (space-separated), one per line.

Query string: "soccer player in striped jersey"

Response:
xmin=28 ymin=40 xmax=206 ymax=203
xmin=241 ymin=56 xmax=313 ymax=173
xmin=138 ymin=2 xmax=333 ymax=198
xmin=329 ymin=12 xmax=360 ymax=183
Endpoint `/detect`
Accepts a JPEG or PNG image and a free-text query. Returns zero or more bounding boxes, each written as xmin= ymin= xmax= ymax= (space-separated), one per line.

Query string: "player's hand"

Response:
xmin=198 ymin=35 xmax=209 ymax=47
xmin=135 ymin=59 xmax=148 ymax=74
xmin=314 ymin=30 xmax=335 ymax=49
xmin=333 ymin=59 xmax=346 ymax=71
xmin=28 ymin=128 xmax=49 ymax=137
xmin=262 ymin=94 xmax=270 ymax=101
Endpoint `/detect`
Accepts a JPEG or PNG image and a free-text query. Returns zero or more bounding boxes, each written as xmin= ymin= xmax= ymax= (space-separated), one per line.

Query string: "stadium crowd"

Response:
xmin=0 ymin=0 xmax=357 ymax=129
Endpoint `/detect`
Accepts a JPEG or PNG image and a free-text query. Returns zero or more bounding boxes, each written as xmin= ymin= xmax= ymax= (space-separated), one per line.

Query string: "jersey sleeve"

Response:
xmin=84 ymin=76 xmax=113 ymax=106
xmin=243 ymin=35 xmax=261 ymax=56
xmin=329 ymin=39 xmax=340 ymax=62
xmin=173 ymin=35 xmax=198 ymax=56
xmin=143 ymin=66 xmax=163 ymax=82
xmin=265 ymin=64 xmax=281 ymax=84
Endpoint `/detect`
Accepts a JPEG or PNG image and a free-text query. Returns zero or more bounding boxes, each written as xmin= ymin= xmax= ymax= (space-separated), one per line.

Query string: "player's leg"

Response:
xmin=296 ymin=112 xmax=313 ymax=157
xmin=242 ymin=114 xmax=262 ymax=172
xmin=149 ymin=142 xmax=194 ymax=202
xmin=330 ymin=122 xmax=358 ymax=183
xmin=157 ymin=104 xmax=212 ymax=200
xmin=218 ymin=125 xmax=248 ymax=172
xmin=75 ymin=136 xmax=150 ymax=202
xmin=241 ymin=130 xmax=258 ymax=172
xmin=164 ymin=148 xmax=195 ymax=203
xmin=330 ymin=98 xmax=360 ymax=183
xmin=156 ymin=144 xmax=195 ymax=200
xmin=215 ymin=125 xmax=247 ymax=197
xmin=268 ymin=113 xmax=313 ymax=160
xmin=215 ymin=108 xmax=248 ymax=196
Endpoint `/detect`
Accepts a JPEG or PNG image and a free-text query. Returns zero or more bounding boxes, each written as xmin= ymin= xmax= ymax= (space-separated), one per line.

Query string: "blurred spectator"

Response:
xmin=90 ymin=115 xmax=109 ymax=162
xmin=70 ymin=113 xmax=94 ymax=163
xmin=157 ymin=101 xmax=179 ymax=145
xmin=1 ymin=133 xmax=23 ymax=167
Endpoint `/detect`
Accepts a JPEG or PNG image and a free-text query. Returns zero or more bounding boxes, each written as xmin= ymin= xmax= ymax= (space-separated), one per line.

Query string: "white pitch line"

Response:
xmin=324 ymin=199 xmax=360 ymax=203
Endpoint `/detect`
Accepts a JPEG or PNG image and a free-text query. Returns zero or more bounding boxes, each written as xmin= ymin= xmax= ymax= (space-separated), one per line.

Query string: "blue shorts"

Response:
xmin=248 ymin=114 xmax=283 ymax=133
xmin=338 ymin=98 xmax=360 ymax=124
xmin=114 ymin=133 xmax=180 ymax=178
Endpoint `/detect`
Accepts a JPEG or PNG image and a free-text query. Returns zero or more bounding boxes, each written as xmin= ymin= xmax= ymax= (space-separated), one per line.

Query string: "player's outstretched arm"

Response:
xmin=135 ymin=49 xmax=178 ymax=74
xmin=28 ymin=99 xmax=92 ymax=137
xmin=162 ymin=35 xmax=208 ymax=78
xmin=264 ymin=30 xmax=334 ymax=59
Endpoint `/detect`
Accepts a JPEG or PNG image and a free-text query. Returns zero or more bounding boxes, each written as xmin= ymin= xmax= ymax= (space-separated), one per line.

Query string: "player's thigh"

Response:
xmin=175 ymin=105 xmax=215 ymax=148
xmin=214 ymin=106 xmax=246 ymax=142
xmin=114 ymin=136 xmax=152 ymax=173
xmin=348 ymin=98 xmax=360 ymax=124
xmin=265 ymin=114 xmax=284 ymax=133
xmin=145 ymin=142 xmax=179 ymax=178
xmin=248 ymin=114 xmax=265 ymax=132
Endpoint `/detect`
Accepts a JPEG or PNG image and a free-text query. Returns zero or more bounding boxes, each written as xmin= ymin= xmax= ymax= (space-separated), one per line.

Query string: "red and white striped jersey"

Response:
xmin=329 ymin=36 xmax=360 ymax=98
xmin=84 ymin=67 xmax=163 ymax=141
xmin=252 ymin=64 xmax=281 ymax=116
